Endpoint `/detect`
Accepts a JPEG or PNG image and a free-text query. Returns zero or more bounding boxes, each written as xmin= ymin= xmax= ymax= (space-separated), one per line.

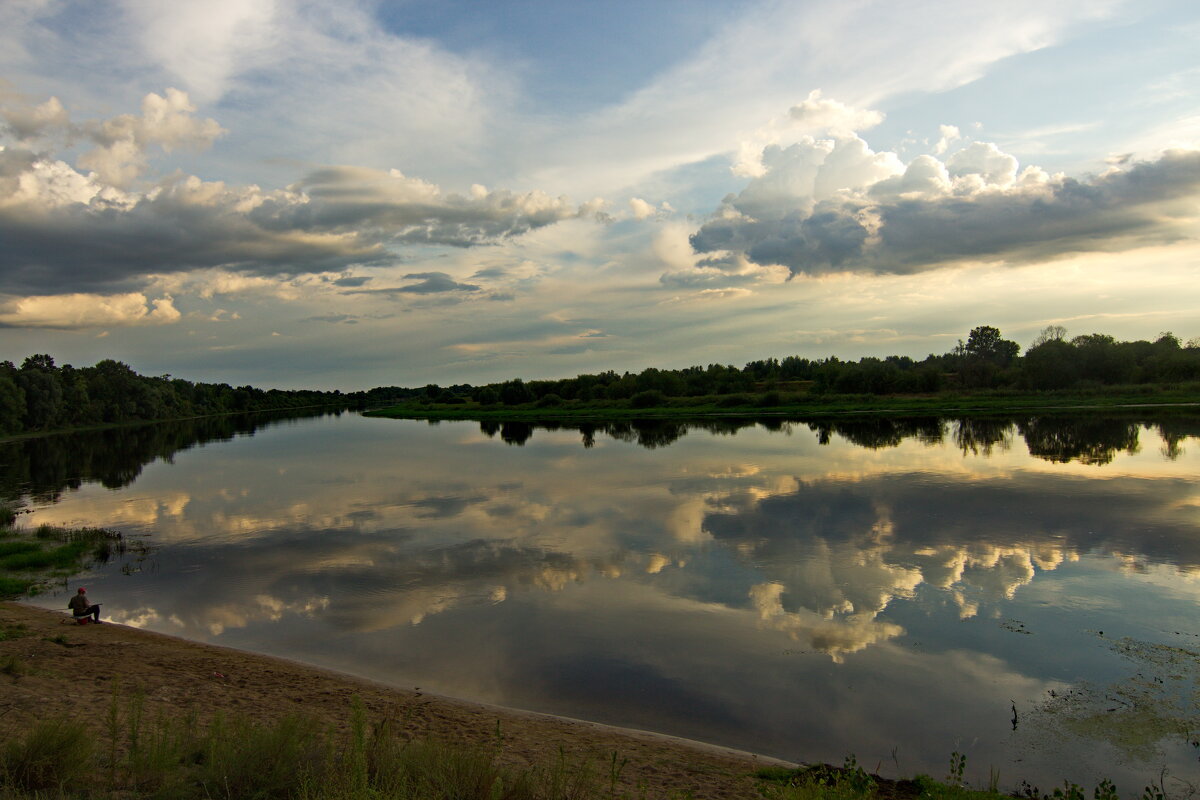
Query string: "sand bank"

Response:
xmin=0 ymin=602 xmax=790 ymax=799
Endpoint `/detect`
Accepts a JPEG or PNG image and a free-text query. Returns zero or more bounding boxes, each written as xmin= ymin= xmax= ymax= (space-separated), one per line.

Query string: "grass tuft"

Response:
xmin=0 ymin=717 xmax=94 ymax=792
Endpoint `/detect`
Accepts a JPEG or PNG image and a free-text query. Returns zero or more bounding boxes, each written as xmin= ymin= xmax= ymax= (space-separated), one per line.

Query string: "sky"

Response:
xmin=0 ymin=0 xmax=1198 ymax=390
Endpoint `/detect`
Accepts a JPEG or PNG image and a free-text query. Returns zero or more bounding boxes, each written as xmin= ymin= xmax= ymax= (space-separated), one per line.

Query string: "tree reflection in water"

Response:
xmin=5 ymin=410 xmax=1199 ymax=506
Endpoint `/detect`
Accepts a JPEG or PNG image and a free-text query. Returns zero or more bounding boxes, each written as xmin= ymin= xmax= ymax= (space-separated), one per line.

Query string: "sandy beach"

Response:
xmin=0 ymin=602 xmax=791 ymax=799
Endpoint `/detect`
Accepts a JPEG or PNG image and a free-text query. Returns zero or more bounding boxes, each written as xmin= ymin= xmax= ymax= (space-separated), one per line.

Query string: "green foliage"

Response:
xmin=630 ymin=390 xmax=666 ymax=408
xmin=947 ymin=751 xmax=966 ymax=787
xmin=199 ymin=713 xmax=325 ymax=799
xmin=0 ymin=654 xmax=28 ymax=679
xmin=0 ymin=717 xmax=94 ymax=792
xmin=759 ymin=390 xmax=784 ymax=407
xmin=0 ymin=696 xmax=643 ymax=799
xmin=0 ymin=524 xmax=124 ymax=599
xmin=370 ymin=325 xmax=1200 ymax=424
xmin=0 ymin=355 xmax=354 ymax=437
xmin=7 ymin=325 xmax=1200 ymax=438
xmin=0 ymin=623 xmax=28 ymax=642
xmin=499 ymin=379 xmax=535 ymax=406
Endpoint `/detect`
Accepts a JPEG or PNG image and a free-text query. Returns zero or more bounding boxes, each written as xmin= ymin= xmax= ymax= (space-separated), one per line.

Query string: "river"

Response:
xmin=8 ymin=410 xmax=1200 ymax=792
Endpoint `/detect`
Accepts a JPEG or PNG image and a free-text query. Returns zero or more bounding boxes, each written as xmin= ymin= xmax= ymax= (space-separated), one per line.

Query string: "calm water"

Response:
xmin=8 ymin=411 xmax=1200 ymax=791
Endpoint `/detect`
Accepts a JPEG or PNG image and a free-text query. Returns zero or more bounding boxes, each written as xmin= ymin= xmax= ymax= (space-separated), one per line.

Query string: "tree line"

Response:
xmin=4 ymin=324 xmax=1197 ymax=436
xmin=0 ymin=355 xmax=353 ymax=437
xmin=394 ymin=325 xmax=1200 ymax=409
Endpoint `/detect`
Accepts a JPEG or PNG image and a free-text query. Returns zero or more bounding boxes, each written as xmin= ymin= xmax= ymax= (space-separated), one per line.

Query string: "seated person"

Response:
xmin=67 ymin=586 xmax=102 ymax=623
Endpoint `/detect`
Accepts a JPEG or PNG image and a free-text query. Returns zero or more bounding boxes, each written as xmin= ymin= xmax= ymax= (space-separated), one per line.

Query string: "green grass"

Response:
xmin=0 ymin=623 xmax=28 ymax=642
xmin=0 ymin=702 xmax=1159 ymax=800
xmin=755 ymin=753 xmax=1144 ymax=800
xmin=0 ymin=717 xmax=94 ymax=793
xmin=0 ymin=507 xmax=124 ymax=600
xmin=0 ymin=696 xmax=614 ymax=799
xmin=0 ymin=654 xmax=28 ymax=680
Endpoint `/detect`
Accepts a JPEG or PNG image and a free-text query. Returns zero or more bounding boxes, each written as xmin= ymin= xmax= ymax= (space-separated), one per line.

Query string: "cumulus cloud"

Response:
xmin=2 ymin=86 xmax=224 ymax=187
xmin=0 ymin=292 xmax=180 ymax=328
xmin=933 ymin=124 xmax=961 ymax=155
xmin=77 ymin=88 xmax=225 ymax=186
xmin=0 ymin=87 xmax=70 ymax=141
xmin=0 ymin=91 xmax=587 ymax=297
xmin=691 ymin=119 xmax=1200 ymax=279
xmin=629 ymin=197 xmax=673 ymax=220
xmin=733 ymin=90 xmax=887 ymax=178
xmin=788 ymin=89 xmax=885 ymax=135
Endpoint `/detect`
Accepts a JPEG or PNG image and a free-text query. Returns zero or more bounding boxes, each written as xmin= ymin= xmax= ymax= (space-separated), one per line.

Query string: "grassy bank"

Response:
xmin=365 ymin=384 xmax=1200 ymax=422
xmin=0 ymin=691 xmax=1148 ymax=800
xmin=0 ymin=507 xmax=124 ymax=599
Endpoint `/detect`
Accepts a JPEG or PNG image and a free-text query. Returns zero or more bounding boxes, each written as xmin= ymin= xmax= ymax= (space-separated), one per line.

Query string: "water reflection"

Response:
xmin=472 ymin=413 xmax=1197 ymax=466
xmin=0 ymin=407 xmax=349 ymax=504
xmin=10 ymin=411 xmax=1200 ymax=789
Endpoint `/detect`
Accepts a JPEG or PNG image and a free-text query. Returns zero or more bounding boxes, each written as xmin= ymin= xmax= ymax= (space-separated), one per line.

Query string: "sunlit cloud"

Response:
xmin=690 ymin=119 xmax=1200 ymax=280
xmin=0 ymin=292 xmax=180 ymax=328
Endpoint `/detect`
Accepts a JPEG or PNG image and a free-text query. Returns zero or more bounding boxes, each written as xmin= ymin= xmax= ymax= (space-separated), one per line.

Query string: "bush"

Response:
xmin=0 ymin=717 xmax=94 ymax=792
xmin=717 ymin=394 xmax=750 ymax=408
xmin=535 ymin=393 xmax=564 ymax=408
xmin=472 ymin=387 xmax=499 ymax=405
xmin=198 ymin=713 xmax=324 ymax=799
xmin=629 ymin=390 xmax=666 ymax=408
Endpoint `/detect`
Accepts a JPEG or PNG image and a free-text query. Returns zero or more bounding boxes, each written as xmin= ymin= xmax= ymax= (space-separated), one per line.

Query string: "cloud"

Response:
xmin=0 ymin=292 xmax=180 ymax=328
xmin=306 ymin=313 xmax=359 ymax=324
xmin=933 ymin=124 xmax=961 ymax=155
xmin=469 ymin=267 xmax=509 ymax=280
xmin=788 ymin=90 xmax=885 ymax=135
xmin=117 ymin=0 xmax=279 ymax=104
xmin=690 ymin=126 xmax=1200 ymax=279
xmin=0 ymin=92 xmax=587 ymax=296
xmin=77 ymin=88 xmax=225 ymax=186
xmin=0 ymin=87 xmax=70 ymax=141
xmin=341 ymin=272 xmax=482 ymax=297
xmin=629 ymin=197 xmax=673 ymax=220
xmin=330 ymin=275 xmax=371 ymax=287
xmin=289 ymin=167 xmax=579 ymax=247
xmin=396 ymin=272 xmax=481 ymax=294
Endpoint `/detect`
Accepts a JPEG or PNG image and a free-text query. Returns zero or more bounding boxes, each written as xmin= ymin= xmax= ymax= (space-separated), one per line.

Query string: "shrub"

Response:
xmin=0 ymin=717 xmax=94 ymax=792
xmin=758 ymin=390 xmax=784 ymax=407
xmin=630 ymin=390 xmax=666 ymax=408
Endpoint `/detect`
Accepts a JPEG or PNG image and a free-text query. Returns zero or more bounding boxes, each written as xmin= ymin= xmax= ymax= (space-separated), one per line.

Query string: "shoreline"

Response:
xmin=1 ymin=601 xmax=790 ymax=799
xmin=364 ymin=398 xmax=1200 ymax=423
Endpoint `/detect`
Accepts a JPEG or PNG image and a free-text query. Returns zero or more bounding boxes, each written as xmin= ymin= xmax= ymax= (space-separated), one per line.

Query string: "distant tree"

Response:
xmin=1071 ymin=333 xmax=1135 ymax=384
xmin=0 ymin=372 xmax=25 ymax=435
xmin=964 ymin=326 xmax=1020 ymax=366
xmin=17 ymin=355 xmax=64 ymax=429
xmin=499 ymin=379 xmax=534 ymax=405
xmin=472 ymin=386 xmax=499 ymax=405
xmin=1021 ymin=339 xmax=1080 ymax=390
xmin=1155 ymin=332 xmax=1181 ymax=350
xmin=1029 ymin=325 xmax=1068 ymax=349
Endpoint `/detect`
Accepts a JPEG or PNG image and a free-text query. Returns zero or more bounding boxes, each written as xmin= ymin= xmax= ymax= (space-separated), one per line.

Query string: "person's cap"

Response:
xmin=77 ymin=587 xmax=85 ymax=593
